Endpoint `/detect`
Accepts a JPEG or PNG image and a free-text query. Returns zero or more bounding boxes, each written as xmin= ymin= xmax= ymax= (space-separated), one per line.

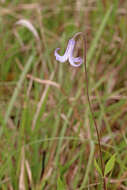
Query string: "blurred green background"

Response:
xmin=0 ymin=0 xmax=127 ymax=189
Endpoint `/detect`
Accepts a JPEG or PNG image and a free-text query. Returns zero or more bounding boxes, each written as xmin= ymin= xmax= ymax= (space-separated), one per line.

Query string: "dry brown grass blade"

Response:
xmin=32 ymin=72 xmax=55 ymax=130
xmin=25 ymin=160 xmax=33 ymax=188
xmin=19 ymin=147 xmax=25 ymax=190
xmin=8 ymin=183 xmax=14 ymax=190
xmin=15 ymin=19 xmax=40 ymax=41
xmin=15 ymin=3 xmax=39 ymax=10
xmin=27 ymin=74 xmax=60 ymax=88
xmin=0 ymin=0 xmax=5 ymax=3
xmin=16 ymin=58 xmax=60 ymax=89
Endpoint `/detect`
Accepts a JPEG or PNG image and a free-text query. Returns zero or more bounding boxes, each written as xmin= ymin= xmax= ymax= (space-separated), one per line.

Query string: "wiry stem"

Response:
xmin=83 ymin=35 xmax=106 ymax=190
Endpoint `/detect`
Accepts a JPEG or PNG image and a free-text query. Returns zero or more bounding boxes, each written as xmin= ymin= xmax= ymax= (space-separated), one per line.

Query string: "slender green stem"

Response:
xmin=83 ymin=35 xmax=106 ymax=190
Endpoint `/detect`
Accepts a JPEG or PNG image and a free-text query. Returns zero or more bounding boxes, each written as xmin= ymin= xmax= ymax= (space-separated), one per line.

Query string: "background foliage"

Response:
xmin=0 ymin=0 xmax=127 ymax=189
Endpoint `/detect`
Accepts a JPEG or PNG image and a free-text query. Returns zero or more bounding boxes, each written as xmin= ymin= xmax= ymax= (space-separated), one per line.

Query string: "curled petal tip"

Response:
xmin=54 ymin=48 xmax=60 ymax=60
xmin=69 ymin=57 xmax=83 ymax=67
xmin=54 ymin=47 xmax=68 ymax=63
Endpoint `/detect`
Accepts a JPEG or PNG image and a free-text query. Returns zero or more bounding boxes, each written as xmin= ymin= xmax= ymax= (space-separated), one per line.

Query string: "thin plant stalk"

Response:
xmin=82 ymin=34 xmax=107 ymax=190
xmin=54 ymin=31 xmax=107 ymax=189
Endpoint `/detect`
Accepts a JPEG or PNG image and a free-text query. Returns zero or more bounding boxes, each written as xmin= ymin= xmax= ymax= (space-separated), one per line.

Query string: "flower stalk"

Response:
xmin=82 ymin=34 xmax=107 ymax=190
xmin=54 ymin=32 xmax=106 ymax=190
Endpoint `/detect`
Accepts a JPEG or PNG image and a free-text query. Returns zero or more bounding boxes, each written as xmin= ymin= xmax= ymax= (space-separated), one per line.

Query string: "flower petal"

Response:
xmin=54 ymin=37 xmax=82 ymax=67
xmin=67 ymin=38 xmax=75 ymax=56
xmin=69 ymin=56 xmax=83 ymax=67
xmin=54 ymin=48 xmax=68 ymax=62
xmin=54 ymin=38 xmax=75 ymax=63
xmin=73 ymin=57 xmax=83 ymax=63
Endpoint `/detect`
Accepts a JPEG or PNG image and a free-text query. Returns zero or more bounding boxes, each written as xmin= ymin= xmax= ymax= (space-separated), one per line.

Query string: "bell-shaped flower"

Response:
xmin=54 ymin=38 xmax=82 ymax=67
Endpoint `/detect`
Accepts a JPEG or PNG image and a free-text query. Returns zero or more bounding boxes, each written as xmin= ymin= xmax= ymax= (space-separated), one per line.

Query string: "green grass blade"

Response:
xmin=80 ymin=141 xmax=95 ymax=189
xmin=3 ymin=55 xmax=35 ymax=128
xmin=87 ymin=6 xmax=113 ymax=66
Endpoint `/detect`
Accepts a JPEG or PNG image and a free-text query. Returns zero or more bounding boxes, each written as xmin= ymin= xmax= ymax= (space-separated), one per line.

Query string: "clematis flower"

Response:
xmin=54 ymin=37 xmax=83 ymax=67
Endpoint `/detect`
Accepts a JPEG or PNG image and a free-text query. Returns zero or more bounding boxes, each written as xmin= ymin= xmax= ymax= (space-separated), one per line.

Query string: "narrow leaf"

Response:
xmin=57 ymin=177 xmax=65 ymax=190
xmin=104 ymin=154 xmax=116 ymax=176
xmin=94 ymin=159 xmax=102 ymax=176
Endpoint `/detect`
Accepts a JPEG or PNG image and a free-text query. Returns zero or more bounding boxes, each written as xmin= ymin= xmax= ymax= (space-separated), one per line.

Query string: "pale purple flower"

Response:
xmin=54 ymin=38 xmax=83 ymax=67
